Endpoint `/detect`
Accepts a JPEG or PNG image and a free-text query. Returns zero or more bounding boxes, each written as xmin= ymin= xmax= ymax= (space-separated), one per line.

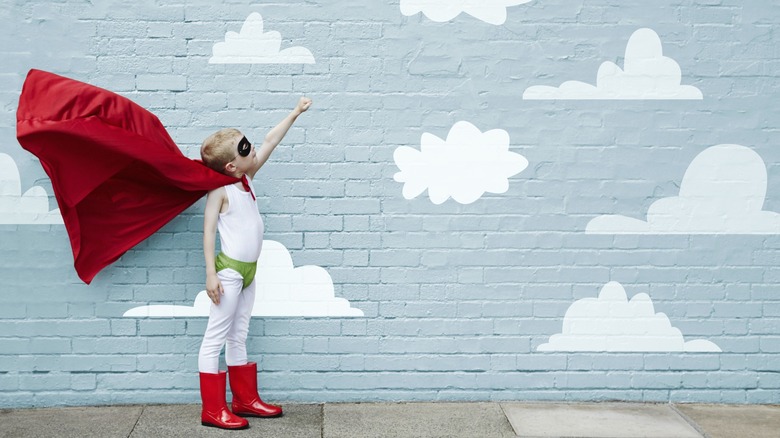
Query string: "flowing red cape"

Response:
xmin=16 ymin=69 xmax=238 ymax=284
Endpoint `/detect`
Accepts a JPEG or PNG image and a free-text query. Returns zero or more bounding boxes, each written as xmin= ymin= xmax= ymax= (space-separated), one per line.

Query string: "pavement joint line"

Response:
xmin=320 ymin=403 xmax=324 ymax=438
xmin=126 ymin=404 xmax=145 ymax=438
xmin=497 ymin=402 xmax=518 ymax=436
xmin=669 ymin=404 xmax=709 ymax=438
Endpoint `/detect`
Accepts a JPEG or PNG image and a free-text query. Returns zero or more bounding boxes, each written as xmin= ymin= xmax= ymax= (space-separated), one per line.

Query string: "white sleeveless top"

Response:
xmin=217 ymin=181 xmax=264 ymax=263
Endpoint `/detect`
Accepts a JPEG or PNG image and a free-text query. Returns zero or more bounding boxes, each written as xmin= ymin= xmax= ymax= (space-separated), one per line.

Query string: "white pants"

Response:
xmin=198 ymin=268 xmax=256 ymax=373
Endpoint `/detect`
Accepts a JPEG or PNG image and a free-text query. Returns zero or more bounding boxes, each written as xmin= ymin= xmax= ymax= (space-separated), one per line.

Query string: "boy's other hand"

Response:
xmin=296 ymin=97 xmax=312 ymax=113
xmin=206 ymin=274 xmax=224 ymax=305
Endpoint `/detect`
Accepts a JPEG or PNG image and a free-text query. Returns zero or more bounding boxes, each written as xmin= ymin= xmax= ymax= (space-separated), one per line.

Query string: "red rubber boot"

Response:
xmin=227 ymin=362 xmax=283 ymax=418
xmin=199 ymin=371 xmax=249 ymax=429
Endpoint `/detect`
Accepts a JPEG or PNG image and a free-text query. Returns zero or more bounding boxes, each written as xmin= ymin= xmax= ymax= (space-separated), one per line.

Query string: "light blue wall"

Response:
xmin=1 ymin=0 xmax=779 ymax=407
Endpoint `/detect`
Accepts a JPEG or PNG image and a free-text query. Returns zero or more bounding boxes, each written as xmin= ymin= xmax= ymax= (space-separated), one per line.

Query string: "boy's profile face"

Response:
xmin=224 ymin=133 xmax=256 ymax=173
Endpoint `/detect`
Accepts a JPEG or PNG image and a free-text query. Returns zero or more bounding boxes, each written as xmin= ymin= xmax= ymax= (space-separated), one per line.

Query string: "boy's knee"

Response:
xmin=225 ymin=336 xmax=245 ymax=345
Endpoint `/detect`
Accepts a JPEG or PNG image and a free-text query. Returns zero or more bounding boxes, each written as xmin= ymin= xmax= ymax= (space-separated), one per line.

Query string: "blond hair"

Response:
xmin=200 ymin=128 xmax=242 ymax=174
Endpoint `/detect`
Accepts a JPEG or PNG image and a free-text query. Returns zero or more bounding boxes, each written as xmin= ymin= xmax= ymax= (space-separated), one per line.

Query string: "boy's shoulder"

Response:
xmin=207 ymin=185 xmax=228 ymax=198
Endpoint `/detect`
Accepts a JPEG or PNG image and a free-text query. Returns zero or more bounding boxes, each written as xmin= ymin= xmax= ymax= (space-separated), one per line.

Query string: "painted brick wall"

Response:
xmin=2 ymin=0 xmax=780 ymax=407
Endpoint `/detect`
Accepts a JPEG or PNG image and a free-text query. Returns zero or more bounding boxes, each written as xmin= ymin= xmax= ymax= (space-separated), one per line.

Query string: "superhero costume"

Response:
xmin=16 ymin=69 xmax=239 ymax=284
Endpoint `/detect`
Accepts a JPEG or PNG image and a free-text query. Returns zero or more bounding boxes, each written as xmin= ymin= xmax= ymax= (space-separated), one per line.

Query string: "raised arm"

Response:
xmin=247 ymin=97 xmax=312 ymax=179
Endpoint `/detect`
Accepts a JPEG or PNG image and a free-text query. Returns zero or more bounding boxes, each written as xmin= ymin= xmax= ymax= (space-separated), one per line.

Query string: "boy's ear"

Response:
xmin=224 ymin=161 xmax=236 ymax=173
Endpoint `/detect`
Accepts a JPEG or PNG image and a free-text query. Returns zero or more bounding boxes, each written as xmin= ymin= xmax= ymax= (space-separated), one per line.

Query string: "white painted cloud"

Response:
xmin=524 ymin=28 xmax=702 ymax=100
xmin=123 ymin=240 xmax=363 ymax=317
xmin=400 ymin=0 xmax=532 ymax=25
xmin=393 ymin=121 xmax=528 ymax=205
xmin=0 ymin=153 xmax=62 ymax=225
xmin=587 ymin=144 xmax=780 ymax=234
xmin=538 ymin=281 xmax=721 ymax=352
xmin=209 ymin=12 xmax=315 ymax=64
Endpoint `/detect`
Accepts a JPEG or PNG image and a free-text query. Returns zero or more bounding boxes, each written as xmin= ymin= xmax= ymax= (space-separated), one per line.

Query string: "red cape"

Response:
xmin=16 ymin=69 xmax=238 ymax=284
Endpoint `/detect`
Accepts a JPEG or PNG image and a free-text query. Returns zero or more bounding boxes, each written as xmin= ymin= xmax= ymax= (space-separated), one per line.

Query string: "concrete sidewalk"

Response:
xmin=1 ymin=402 xmax=779 ymax=437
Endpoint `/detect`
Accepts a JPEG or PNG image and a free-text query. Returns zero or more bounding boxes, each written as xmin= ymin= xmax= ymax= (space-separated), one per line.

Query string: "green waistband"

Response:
xmin=215 ymin=252 xmax=257 ymax=289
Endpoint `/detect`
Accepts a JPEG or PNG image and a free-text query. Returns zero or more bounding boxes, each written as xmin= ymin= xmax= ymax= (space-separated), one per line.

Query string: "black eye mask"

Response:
xmin=237 ymin=136 xmax=252 ymax=157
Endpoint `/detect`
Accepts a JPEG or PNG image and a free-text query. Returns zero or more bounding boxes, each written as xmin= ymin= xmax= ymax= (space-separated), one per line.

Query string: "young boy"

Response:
xmin=197 ymin=97 xmax=312 ymax=430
